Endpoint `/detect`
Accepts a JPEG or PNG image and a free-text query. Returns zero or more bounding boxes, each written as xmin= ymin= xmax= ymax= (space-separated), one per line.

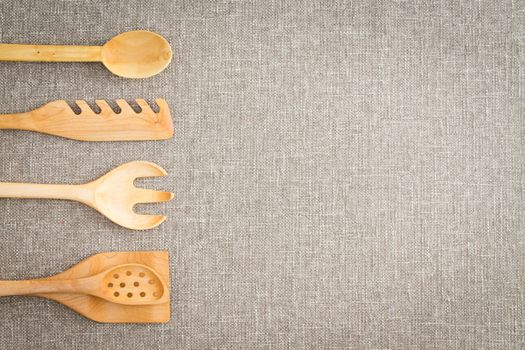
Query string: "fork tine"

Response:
xmin=115 ymin=99 xmax=135 ymax=114
xmin=128 ymin=161 xmax=168 ymax=178
xmin=134 ymin=189 xmax=174 ymax=204
xmin=127 ymin=214 xmax=167 ymax=230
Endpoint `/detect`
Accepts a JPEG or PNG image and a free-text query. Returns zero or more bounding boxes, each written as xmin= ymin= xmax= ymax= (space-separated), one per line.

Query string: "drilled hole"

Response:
xmin=108 ymin=283 xmax=113 ymax=288
xmin=134 ymin=282 xmax=139 ymax=287
xmin=120 ymin=282 xmax=126 ymax=288
xmin=148 ymin=279 xmax=154 ymax=285
xmin=140 ymin=292 xmax=146 ymax=297
xmin=114 ymin=292 xmax=119 ymax=297
xmin=127 ymin=293 xmax=133 ymax=298
xmin=126 ymin=271 xmax=132 ymax=276
xmin=139 ymin=272 xmax=145 ymax=277
xmin=113 ymin=274 xmax=119 ymax=279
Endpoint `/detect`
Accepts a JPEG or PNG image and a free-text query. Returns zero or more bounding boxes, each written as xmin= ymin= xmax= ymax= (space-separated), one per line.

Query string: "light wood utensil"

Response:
xmin=0 ymin=30 xmax=172 ymax=78
xmin=0 ymin=263 xmax=168 ymax=305
xmin=0 ymin=98 xmax=174 ymax=141
xmin=0 ymin=251 xmax=170 ymax=323
xmin=0 ymin=161 xmax=173 ymax=230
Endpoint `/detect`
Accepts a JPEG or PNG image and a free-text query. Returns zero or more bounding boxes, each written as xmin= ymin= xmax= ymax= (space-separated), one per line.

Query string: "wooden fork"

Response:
xmin=0 ymin=99 xmax=173 ymax=141
xmin=0 ymin=161 xmax=173 ymax=230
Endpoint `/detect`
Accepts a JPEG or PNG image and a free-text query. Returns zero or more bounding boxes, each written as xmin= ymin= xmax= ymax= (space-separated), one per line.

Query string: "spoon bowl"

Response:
xmin=96 ymin=264 xmax=168 ymax=305
xmin=101 ymin=31 xmax=172 ymax=78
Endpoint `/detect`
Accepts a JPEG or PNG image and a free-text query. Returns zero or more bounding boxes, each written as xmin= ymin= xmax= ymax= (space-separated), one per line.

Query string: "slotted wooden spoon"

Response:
xmin=0 ymin=30 xmax=172 ymax=78
xmin=0 ymin=251 xmax=170 ymax=323
xmin=0 ymin=98 xmax=173 ymax=141
xmin=0 ymin=161 xmax=173 ymax=230
xmin=0 ymin=263 xmax=168 ymax=305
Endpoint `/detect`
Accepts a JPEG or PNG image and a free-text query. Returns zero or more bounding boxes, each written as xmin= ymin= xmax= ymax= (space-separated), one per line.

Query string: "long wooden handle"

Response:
xmin=0 ymin=112 xmax=33 ymax=130
xmin=0 ymin=279 xmax=85 ymax=296
xmin=0 ymin=44 xmax=102 ymax=62
xmin=0 ymin=182 xmax=93 ymax=204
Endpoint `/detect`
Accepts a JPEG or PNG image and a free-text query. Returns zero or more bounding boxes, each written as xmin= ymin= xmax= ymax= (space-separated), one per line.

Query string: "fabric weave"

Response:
xmin=0 ymin=0 xmax=523 ymax=348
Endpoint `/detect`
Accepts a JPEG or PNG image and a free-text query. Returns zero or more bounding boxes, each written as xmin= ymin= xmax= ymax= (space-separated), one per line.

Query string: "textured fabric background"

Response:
xmin=0 ymin=0 xmax=523 ymax=349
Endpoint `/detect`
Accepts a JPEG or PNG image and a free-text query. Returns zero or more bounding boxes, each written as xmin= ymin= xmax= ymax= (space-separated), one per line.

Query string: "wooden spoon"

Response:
xmin=0 ymin=30 xmax=172 ymax=78
xmin=0 ymin=251 xmax=171 ymax=323
xmin=0 ymin=161 xmax=173 ymax=230
xmin=0 ymin=263 xmax=169 ymax=305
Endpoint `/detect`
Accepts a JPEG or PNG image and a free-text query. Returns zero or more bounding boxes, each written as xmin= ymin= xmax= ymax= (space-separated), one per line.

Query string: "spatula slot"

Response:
xmin=128 ymin=100 xmax=142 ymax=113
xmin=66 ymin=101 xmax=82 ymax=115
xmin=87 ymin=101 xmax=102 ymax=114
xmin=150 ymin=100 xmax=161 ymax=113
xmin=106 ymin=100 xmax=122 ymax=114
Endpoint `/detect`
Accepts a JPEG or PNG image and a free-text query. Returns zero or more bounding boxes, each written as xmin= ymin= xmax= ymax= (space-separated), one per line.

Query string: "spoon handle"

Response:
xmin=0 ymin=279 xmax=85 ymax=296
xmin=0 ymin=43 xmax=102 ymax=62
xmin=0 ymin=182 xmax=93 ymax=204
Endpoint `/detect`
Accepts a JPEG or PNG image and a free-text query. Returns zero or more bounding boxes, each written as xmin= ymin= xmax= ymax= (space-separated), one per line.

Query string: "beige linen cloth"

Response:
xmin=0 ymin=0 xmax=523 ymax=348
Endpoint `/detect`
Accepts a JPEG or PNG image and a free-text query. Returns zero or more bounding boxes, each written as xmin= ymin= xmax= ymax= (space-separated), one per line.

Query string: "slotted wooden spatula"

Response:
xmin=0 ymin=98 xmax=173 ymax=141
xmin=0 ymin=251 xmax=170 ymax=323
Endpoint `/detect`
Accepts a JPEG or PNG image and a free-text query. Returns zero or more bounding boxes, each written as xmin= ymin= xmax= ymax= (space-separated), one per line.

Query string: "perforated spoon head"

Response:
xmin=101 ymin=31 xmax=172 ymax=78
xmin=89 ymin=161 xmax=174 ymax=230
xmin=94 ymin=264 xmax=168 ymax=305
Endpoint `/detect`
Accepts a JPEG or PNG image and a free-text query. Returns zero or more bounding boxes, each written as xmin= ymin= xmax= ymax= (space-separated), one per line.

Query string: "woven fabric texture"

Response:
xmin=0 ymin=0 xmax=523 ymax=349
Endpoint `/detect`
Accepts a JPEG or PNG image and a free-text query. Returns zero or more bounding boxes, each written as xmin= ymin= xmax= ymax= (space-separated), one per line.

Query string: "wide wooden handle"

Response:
xmin=0 ymin=182 xmax=93 ymax=204
xmin=0 ymin=279 xmax=83 ymax=297
xmin=0 ymin=44 xmax=102 ymax=62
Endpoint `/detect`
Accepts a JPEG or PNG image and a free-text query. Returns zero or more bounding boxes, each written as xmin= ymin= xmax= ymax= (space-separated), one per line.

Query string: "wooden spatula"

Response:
xmin=0 ymin=30 xmax=172 ymax=78
xmin=0 ymin=98 xmax=173 ymax=141
xmin=0 ymin=251 xmax=170 ymax=323
xmin=0 ymin=161 xmax=174 ymax=230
